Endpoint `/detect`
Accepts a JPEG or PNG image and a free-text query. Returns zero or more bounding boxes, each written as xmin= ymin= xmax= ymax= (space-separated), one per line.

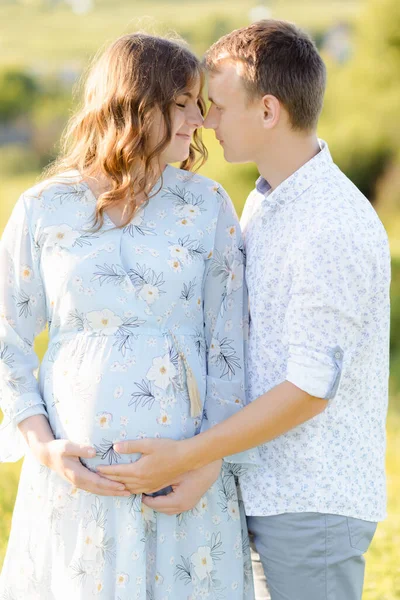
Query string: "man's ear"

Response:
xmin=261 ymin=94 xmax=281 ymax=129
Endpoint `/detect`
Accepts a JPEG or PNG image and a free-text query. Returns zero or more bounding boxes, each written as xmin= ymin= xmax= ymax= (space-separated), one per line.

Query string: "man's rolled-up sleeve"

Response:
xmin=284 ymin=228 xmax=369 ymax=400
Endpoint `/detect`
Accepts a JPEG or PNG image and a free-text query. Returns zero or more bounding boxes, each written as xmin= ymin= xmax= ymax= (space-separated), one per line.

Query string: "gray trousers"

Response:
xmin=247 ymin=513 xmax=377 ymax=600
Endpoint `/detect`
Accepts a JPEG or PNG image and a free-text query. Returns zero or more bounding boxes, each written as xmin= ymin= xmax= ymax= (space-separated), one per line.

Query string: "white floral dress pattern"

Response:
xmin=0 ymin=165 xmax=258 ymax=600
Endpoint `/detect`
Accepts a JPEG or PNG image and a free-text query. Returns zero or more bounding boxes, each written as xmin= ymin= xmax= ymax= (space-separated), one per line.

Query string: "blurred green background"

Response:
xmin=0 ymin=0 xmax=399 ymax=597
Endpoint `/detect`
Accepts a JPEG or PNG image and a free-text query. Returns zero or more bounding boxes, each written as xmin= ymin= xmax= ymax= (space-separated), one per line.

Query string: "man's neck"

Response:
xmin=256 ymin=132 xmax=321 ymax=191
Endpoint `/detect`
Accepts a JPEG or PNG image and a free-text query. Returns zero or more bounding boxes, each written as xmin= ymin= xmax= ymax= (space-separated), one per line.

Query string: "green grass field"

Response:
xmin=0 ymin=0 xmax=360 ymax=67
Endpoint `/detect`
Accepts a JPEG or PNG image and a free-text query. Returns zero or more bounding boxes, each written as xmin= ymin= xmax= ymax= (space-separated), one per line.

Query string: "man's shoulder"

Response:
xmin=302 ymin=165 xmax=384 ymax=233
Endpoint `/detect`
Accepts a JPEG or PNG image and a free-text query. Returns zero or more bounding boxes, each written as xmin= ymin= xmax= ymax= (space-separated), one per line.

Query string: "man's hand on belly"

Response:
xmin=97 ymin=437 xmax=193 ymax=494
xmin=142 ymin=460 xmax=223 ymax=515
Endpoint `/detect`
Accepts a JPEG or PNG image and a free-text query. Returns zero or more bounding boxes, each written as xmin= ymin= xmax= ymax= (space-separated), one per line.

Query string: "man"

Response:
xmin=99 ymin=20 xmax=391 ymax=600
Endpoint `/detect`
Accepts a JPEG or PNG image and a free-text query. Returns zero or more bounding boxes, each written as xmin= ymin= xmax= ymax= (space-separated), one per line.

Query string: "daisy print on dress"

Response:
xmin=129 ymin=379 xmax=158 ymax=411
xmin=217 ymin=469 xmax=241 ymax=522
xmin=175 ymin=533 xmax=225 ymax=599
xmin=179 ymin=278 xmax=197 ymax=303
xmin=91 ymin=263 xmax=127 ymax=287
xmin=86 ymin=309 xmax=123 ymax=334
xmin=71 ymin=497 xmax=116 ymax=586
xmin=85 ymin=309 xmax=146 ymax=354
xmin=162 ymin=185 xmax=206 ymax=224
xmin=123 ymin=210 xmax=156 ymax=238
xmin=168 ymin=235 xmax=205 ymax=272
xmin=0 ymin=166 xmax=257 ymax=600
xmin=0 ymin=343 xmax=14 ymax=369
xmin=127 ymin=264 xmax=165 ymax=307
xmin=42 ymin=224 xmax=98 ymax=250
xmin=52 ymin=182 xmax=89 ymax=205
xmin=208 ymin=336 xmax=241 ymax=380
xmin=209 ymin=183 xmax=229 ymax=209
xmin=210 ymin=248 xmax=244 ymax=313
xmin=146 ymin=353 xmax=176 ymax=390
xmin=12 ymin=290 xmax=36 ymax=319
xmin=94 ymin=439 xmax=121 ymax=465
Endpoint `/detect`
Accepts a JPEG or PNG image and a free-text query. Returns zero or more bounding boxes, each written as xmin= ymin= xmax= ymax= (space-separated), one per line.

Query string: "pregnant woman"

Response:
xmin=0 ymin=33 xmax=258 ymax=599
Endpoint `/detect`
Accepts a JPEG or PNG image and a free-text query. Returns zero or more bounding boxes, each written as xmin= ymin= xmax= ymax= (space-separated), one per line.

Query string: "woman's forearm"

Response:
xmin=18 ymin=414 xmax=55 ymax=459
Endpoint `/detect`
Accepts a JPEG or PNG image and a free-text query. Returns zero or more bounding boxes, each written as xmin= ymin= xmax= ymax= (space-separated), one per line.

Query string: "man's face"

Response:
xmin=204 ymin=61 xmax=264 ymax=164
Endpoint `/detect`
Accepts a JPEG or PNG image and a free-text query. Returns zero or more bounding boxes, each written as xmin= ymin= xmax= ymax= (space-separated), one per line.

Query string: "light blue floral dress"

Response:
xmin=0 ymin=165 xmax=259 ymax=600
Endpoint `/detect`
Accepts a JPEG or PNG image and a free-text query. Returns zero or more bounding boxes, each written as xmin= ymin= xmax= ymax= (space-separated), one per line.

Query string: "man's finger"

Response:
xmin=96 ymin=463 xmax=141 ymax=476
xmin=142 ymin=492 xmax=177 ymax=511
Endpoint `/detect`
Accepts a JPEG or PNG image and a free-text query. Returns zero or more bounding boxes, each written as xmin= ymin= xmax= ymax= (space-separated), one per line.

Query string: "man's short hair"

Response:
xmin=204 ymin=19 xmax=326 ymax=131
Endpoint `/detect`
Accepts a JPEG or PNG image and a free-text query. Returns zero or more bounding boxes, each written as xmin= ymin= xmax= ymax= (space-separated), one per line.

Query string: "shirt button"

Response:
xmin=335 ymin=351 xmax=342 ymax=359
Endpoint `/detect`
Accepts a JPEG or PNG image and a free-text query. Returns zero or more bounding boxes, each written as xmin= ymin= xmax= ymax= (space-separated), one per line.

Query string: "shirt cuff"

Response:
xmin=286 ymin=345 xmax=344 ymax=400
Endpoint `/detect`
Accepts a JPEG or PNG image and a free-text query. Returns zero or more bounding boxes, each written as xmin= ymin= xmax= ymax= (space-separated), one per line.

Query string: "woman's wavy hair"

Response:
xmin=44 ymin=33 xmax=207 ymax=230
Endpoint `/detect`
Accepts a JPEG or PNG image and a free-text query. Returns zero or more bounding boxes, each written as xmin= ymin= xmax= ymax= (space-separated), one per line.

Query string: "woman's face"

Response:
xmin=150 ymin=76 xmax=204 ymax=167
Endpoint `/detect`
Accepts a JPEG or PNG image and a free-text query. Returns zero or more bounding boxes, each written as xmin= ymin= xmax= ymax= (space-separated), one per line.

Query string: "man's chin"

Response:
xmin=222 ymin=150 xmax=249 ymax=165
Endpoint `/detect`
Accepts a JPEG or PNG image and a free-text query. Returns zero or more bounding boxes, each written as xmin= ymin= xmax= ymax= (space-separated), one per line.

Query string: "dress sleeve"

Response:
xmin=201 ymin=186 xmax=261 ymax=467
xmin=0 ymin=194 xmax=48 ymax=462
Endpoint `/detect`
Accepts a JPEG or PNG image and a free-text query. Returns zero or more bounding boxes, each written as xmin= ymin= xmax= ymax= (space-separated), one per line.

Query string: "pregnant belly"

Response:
xmin=41 ymin=334 xmax=203 ymax=468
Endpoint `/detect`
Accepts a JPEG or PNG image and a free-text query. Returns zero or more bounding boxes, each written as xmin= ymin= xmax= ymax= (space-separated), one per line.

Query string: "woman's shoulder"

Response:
xmin=20 ymin=170 xmax=93 ymax=216
xmin=165 ymin=165 xmax=232 ymax=212
xmin=167 ymin=165 xmax=229 ymax=195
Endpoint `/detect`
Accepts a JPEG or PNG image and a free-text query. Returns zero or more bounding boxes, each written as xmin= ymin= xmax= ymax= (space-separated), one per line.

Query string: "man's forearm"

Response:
xmin=183 ymin=380 xmax=327 ymax=471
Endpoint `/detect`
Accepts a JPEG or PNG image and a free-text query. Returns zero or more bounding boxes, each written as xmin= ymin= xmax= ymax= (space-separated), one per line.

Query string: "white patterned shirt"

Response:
xmin=239 ymin=140 xmax=391 ymax=521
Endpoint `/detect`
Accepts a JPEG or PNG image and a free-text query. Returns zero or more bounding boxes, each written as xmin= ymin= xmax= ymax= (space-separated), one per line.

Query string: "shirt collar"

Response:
xmin=255 ymin=139 xmax=334 ymax=209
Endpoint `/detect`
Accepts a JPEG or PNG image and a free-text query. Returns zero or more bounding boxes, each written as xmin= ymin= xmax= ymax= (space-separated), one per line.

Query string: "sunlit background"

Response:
xmin=0 ymin=1 xmax=399 ymax=597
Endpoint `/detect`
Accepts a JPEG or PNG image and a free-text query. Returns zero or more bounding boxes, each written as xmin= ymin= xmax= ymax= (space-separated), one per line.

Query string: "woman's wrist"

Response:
xmin=32 ymin=439 xmax=52 ymax=467
xmin=18 ymin=414 xmax=55 ymax=465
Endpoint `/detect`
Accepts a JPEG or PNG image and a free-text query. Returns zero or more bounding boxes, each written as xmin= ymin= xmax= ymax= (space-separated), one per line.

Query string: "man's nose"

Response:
xmin=203 ymin=109 xmax=216 ymax=130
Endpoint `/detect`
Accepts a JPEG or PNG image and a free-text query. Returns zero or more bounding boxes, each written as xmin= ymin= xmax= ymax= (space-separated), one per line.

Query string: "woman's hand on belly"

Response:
xmin=37 ymin=439 xmax=132 ymax=497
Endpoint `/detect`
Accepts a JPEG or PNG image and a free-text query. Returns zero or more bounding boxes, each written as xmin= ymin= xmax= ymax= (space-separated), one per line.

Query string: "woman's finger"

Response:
xmin=98 ymin=474 xmax=128 ymax=483
xmin=62 ymin=440 xmax=97 ymax=459
xmin=65 ymin=461 xmax=127 ymax=492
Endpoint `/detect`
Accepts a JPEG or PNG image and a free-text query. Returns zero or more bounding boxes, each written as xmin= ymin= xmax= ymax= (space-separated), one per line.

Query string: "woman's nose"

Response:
xmin=188 ymin=106 xmax=204 ymax=128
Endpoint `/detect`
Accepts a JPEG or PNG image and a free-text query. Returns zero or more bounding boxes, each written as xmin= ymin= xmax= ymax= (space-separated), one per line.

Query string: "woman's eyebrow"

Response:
xmin=178 ymin=91 xmax=193 ymax=99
